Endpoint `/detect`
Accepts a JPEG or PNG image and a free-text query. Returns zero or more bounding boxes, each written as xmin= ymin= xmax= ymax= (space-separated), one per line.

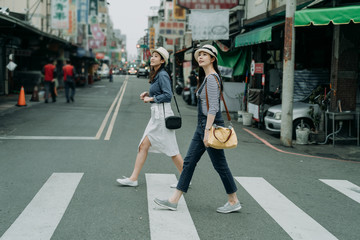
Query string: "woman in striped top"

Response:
xmin=154 ymin=45 xmax=241 ymax=214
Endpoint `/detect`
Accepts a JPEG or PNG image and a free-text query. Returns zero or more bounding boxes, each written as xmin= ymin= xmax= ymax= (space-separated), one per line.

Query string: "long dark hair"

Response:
xmin=198 ymin=57 xmax=223 ymax=91
xmin=148 ymin=58 xmax=173 ymax=90
xmin=149 ymin=63 xmax=166 ymax=83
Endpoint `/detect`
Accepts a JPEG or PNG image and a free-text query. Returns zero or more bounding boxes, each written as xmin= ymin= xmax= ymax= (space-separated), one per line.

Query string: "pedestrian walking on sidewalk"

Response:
xmin=154 ymin=45 xmax=241 ymax=214
xmin=62 ymin=60 xmax=76 ymax=103
xmin=188 ymin=70 xmax=198 ymax=105
xmin=116 ymin=47 xmax=184 ymax=187
xmin=42 ymin=58 xmax=57 ymax=103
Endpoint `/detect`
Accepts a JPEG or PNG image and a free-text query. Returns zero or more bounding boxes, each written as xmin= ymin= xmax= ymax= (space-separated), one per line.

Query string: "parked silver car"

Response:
xmin=265 ymin=102 xmax=319 ymax=132
xmin=264 ymin=85 xmax=329 ymax=135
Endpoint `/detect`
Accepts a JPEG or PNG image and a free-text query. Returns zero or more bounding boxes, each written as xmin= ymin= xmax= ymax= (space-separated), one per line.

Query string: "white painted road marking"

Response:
xmin=235 ymin=177 xmax=338 ymax=240
xmin=0 ymin=173 xmax=84 ymax=240
xmin=95 ymin=78 xmax=127 ymax=139
xmin=0 ymin=136 xmax=96 ymax=140
xmin=146 ymin=174 xmax=200 ymax=240
xmin=104 ymin=78 xmax=128 ymax=140
xmin=320 ymin=179 xmax=360 ymax=204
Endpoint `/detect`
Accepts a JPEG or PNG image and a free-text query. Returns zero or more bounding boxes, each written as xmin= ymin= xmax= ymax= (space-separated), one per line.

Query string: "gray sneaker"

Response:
xmin=216 ymin=201 xmax=242 ymax=214
xmin=154 ymin=198 xmax=178 ymax=211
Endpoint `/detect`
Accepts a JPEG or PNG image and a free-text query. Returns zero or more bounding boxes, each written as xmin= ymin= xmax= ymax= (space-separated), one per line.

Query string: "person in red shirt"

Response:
xmin=109 ymin=67 xmax=113 ymax=82
xmin=42 ymin=59 xmax=57 ymax=103
xmin=62 ymin=60 xmax=76 ymax=103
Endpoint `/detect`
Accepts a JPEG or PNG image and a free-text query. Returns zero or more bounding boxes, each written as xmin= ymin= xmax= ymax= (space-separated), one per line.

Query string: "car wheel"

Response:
xmin=293 ymin=118 xmax=314 ymax=137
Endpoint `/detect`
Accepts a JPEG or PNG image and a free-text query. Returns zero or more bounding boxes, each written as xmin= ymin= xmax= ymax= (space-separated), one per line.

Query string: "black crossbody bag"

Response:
xmin=163 ymin=95 xmax=182 ymax=129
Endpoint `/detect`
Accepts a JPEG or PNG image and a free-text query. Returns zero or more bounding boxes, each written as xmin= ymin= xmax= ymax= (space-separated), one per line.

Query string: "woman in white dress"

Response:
xmin=116 ymin=47 xmax=184 ymax=187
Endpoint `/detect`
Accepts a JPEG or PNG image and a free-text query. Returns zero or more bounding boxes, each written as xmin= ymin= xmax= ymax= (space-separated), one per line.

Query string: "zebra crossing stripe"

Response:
xmin=235 ymin=177 xmax=338 ymax=240
xmin=146 ymin=174 xmax=200 ymax=240
xmin=320 ymin=179 xmax=360 ymax=204
xmin=0 ymin=173 xmax=83 ymax=240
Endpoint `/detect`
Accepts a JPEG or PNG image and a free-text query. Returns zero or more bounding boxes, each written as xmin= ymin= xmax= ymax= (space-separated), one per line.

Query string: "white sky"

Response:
xmin=107 ymin=0 xmax=161 ymax=58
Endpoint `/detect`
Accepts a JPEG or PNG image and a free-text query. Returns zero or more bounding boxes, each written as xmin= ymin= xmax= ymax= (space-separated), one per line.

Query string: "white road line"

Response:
xmin=95 ymin=79 xmax=126 ymax=139
xmin=235 ymin=177 xmax=338 ymax=240
xmin=0 ymin=136 xmax=96 ymax=140
xmin=146 ymin=174 xmax=200 ymax=240
xmin=320 ymin=179 xmax=360 ymax=204
xmin=104 ymin=78 xmax=128 ymax=140
xmin=0 ymin=173 xmax=83 ymax=240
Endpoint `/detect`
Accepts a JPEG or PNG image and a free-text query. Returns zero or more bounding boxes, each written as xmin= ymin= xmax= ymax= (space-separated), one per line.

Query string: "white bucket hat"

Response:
xmin=150 ymin=47 xmax=169 ymax=65
xmin=194 ymin=44 xmax=218 ymax=62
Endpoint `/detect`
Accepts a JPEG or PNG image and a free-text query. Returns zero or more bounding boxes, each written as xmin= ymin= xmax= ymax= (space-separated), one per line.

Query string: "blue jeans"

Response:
xmin=65 ymin=81 xmax=75 ymax=101
xmin=176 ymin=120 xmax=238 ymax=194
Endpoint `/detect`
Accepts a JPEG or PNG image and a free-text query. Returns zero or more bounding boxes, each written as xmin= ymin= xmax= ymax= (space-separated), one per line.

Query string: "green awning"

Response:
xmin=214 ymin=43 xmax=250 ymax=76
xmin=295 ymin=5 xmax=360 ymax=27
xmin=235 ymin=21 xmax=283 ymax=47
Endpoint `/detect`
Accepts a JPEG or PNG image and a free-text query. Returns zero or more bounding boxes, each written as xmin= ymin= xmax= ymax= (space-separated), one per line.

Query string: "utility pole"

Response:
xmin=280 ymin=0 xmax=296 ymax=147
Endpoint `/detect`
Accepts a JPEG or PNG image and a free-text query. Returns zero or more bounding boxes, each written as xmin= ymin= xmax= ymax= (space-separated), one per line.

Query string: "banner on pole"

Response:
xmin=189 ymin=10 xmax=229 ymax=40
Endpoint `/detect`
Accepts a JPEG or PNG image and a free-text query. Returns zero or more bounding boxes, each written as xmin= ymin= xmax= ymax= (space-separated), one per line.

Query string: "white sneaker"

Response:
xmin=170 ymin=181 xmax=191 ymax=188
xmin=116 ymin=176 xmax=138 ymax=187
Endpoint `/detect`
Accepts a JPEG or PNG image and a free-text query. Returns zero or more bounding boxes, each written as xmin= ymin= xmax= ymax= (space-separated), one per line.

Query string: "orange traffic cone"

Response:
xmin=30 ymin=85 xmax=39 ymax=102
xmin=16 ymin=86 xmax=27 ymax=107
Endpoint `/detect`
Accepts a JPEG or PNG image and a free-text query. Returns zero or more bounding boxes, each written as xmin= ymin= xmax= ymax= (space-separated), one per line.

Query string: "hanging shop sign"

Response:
xmin=159 ymin=21 xmax=186 ymax=39
xmin=51 ymin=0 xmax=69 ymax=29
xmin=255 ymin=63 xmax=264 ymax=74
xmin=177 ymin=0 xmax=239 ymax=9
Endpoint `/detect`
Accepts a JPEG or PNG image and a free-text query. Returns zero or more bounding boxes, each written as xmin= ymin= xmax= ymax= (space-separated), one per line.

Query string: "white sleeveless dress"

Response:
xmin=138 ymin=102 xmax=180 ymax=157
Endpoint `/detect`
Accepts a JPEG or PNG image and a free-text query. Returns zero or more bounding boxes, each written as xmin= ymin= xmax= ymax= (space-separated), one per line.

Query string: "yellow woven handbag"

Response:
xmin=205 ymin=75 xmax=238 ymax=149
xmin=208 ymin=124 xmax=238 ymax=149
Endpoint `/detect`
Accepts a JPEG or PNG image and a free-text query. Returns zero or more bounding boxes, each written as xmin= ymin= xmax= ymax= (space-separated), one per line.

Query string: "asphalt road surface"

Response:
xmin=1 ymin=75 xmax=359 ymax=240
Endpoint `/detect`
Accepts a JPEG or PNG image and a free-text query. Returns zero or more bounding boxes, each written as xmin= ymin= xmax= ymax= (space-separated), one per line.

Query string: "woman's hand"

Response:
xmin=143 ymin=96 xmax=153 ymax=103
xmin=140 ymin=92 xmax=149 ymax=100
xmin=203 ymin=130 xmax=210 ymax=147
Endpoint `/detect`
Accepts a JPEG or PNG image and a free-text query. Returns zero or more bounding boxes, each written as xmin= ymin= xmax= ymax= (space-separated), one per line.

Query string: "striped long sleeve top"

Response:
xmin=197 ymin=73 xmax=221 ymax=116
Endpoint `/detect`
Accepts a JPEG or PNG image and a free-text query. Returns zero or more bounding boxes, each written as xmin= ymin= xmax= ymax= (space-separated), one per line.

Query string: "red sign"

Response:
xmin=177 ymin=0 xmax=239 ymax=9
xmin=255 ymin=63 xmax=264 ymax=74
xmin=95 ymin=52 xmax=105 ymax=59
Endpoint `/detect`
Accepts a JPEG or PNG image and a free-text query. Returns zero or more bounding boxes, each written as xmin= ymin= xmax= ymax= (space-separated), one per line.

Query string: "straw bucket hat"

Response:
xmin=194 ymin=44 xmax=218 ymax=62
xmin=150 ymin=47 xmax=169 ymax=65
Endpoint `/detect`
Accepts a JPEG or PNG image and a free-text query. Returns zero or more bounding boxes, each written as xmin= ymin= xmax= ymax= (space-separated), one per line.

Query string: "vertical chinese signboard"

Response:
xmin=77 ymin=0 xmax=89 ymax=24
xmin=51 ymin=0 xmax=69 ymax=29
xmin=149 ymin=28 xmax=155 ymax=50
xmin=67 ymin=0 xmax=77 ymax=37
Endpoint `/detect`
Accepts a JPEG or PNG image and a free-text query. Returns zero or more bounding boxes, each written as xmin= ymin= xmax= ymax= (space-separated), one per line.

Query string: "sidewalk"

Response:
xmin=0 ymin=93 xmax=40 ymax=116
xmin=232 ymin=120 xmax=360 ymax=162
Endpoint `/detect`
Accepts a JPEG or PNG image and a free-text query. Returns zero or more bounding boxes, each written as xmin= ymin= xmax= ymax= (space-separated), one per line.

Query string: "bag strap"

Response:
xmin=162 ymin=95 xmax=181 ymax=118
xmin=205 ymin=74 xmax=231 ymax=121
